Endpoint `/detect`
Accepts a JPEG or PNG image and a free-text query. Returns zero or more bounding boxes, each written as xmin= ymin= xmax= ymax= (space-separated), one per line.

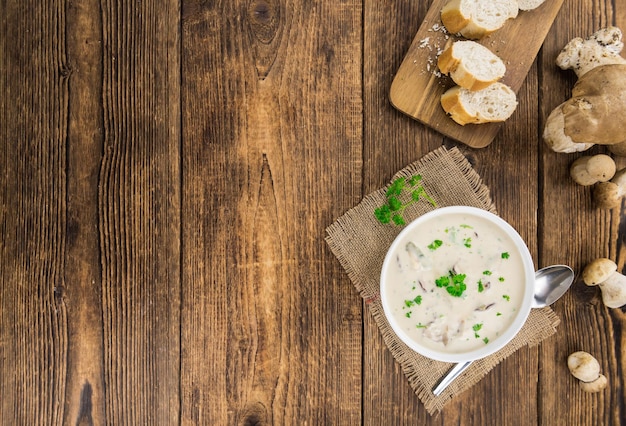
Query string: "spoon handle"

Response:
xmin=432 ymin=360 xmax=473 ymax=396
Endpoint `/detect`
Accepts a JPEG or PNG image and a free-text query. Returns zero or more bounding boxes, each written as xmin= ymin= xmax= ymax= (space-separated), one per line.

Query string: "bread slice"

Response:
xmin=441 ymin=0 xmax=519 ymax=39
xmin=441 ymin=82 xmax=518 ymax=125
xmin=438 ymin=40 xmax=506 ymax=90
xmin=441 ymin=0 xmax=471 ymax=34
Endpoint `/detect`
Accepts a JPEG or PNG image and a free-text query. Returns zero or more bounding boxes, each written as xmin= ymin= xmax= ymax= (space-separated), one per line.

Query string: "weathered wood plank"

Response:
xmin=64 ymin=0 xmax=106 ymax=423
xmin=362 ymin=0 xmax=443 ymax=423
xmin=97 ymin=0 xmax=181 ymax=423
xmin=180 ymin=0 xmax=363 ymax=424
xmin=0 ymin=1 xmax=70 ymax=423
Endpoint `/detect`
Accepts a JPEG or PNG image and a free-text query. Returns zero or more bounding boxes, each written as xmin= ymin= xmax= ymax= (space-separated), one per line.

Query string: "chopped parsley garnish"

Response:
xmin=483 ymin=270 xmax=492 ymax=276
xmin=374 ymin=175 xmax=436 ymax=225
xmin=416 ymin=323 xmax=426 ymax=328
xmin=496 ymin=312 xmax=502 ymax=316
xmin=404 ymin=295 xmax=422 ymax=308
xmin=405 ymin=311 xmax=412 ymax=318
xmin=428 ymin=239 xmax=443 ymax=250
xmin=483 ymin=337 xmax=489 ymax=344
xmin=502 ymin=295 xmax=510 ymax=302
xmin=463 ymin=237 xmax=472 ymax=248
xmin=477 ymin=280 xmax=484 ymax=293
xmin=435 ymin=276 xmax=448 ymax=288
xmin=501 ymin=252 xmax=510 ymax=259
xmin=435 ymin=271 xmax=467 ymax=297
xmin=472 ymin=324 xmax=483 ymax=339
xmin=498 ymin=276 xmax=505 ymax=282
xmin=460 ymin=224 xmax=473 ymax=229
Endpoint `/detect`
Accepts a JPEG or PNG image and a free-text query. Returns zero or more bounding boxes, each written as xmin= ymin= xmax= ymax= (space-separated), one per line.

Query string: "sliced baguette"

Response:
xmin=438 ymin=40 xmax=506 ymax=90
xmin=441 ymin=0 xmax=519 ymax=39
xmin=441 ymin=82 xmax=518 ymax=125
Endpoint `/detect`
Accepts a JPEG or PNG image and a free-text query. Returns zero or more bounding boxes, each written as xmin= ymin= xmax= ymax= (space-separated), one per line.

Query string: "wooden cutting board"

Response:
xmin=390 ymin=0 xmax=565 ymax=148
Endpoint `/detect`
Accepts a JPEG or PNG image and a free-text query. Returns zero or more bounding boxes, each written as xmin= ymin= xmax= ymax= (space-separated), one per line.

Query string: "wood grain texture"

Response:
xmin=65 ymin=0 xmax=106 ymax=423
xmin=0 ymin=1 xmax=69 ymax=424
xmin=98 ymin=0 xmax=181 ymax=424
xmin=0 ymin=0 xmax=624 ymax=424
xmin=1 ymin=0 xmax=181 ymax=424
xmin=179 ymin=1 xmax=363 ymax=424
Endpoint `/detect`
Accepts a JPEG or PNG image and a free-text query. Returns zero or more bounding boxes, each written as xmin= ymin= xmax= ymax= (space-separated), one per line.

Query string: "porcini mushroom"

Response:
xmin=594 ymin=168 xmax=626 ymax=209
xmin=582 ymin=258 xmax=626 ymax=308
xmin=570 ymin=154 xmax=616 ymax=185
xmin=543 ymin=28 xmax=626 ymax=154
xmin=567 ymin=351 xmax=608 ymax=393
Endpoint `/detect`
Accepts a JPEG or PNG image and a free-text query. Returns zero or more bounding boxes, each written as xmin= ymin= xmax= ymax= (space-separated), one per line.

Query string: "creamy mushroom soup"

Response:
xmin=382 ymin=211 xmax=527 ymax=354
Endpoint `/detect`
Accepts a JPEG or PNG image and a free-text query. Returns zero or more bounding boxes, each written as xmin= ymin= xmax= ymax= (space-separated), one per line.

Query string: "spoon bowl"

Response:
xmin=532 ymin=265 xmax=575 ymax=308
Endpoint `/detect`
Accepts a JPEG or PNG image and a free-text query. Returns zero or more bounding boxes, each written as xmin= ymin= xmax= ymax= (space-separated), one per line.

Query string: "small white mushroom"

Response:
xmin=582 ymin=258 xmax=626 ymax=308
xmin=579 ymin=374 xmax=608 ymax=393
xmin=568 ymin=351 xmax=601 ymax=382
xmin=594 ymin=168 xmax=626 ymax=209
xmin=570 ymin=154 xmax=616 ymax=185
xmin=567 ymin=351 xmax=608 ymax=393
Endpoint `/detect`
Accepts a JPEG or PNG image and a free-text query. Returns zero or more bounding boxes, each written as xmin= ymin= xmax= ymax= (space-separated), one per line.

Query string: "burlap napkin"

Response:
xmin=325 ymin=146 xmax=560 ymax=414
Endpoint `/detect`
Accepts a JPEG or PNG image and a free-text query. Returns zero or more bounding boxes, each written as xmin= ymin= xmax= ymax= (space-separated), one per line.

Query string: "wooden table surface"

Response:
xmin=1 ymin=0 xmax=625 ymax=424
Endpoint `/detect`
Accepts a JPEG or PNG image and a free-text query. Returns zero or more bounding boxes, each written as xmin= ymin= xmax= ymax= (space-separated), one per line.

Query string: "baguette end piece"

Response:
xmin=441 ymin=83 xmax=518 ymax=125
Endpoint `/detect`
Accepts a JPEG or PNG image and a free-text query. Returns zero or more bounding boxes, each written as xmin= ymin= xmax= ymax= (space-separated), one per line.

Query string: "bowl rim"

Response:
xmin=379 ymin=205 xmax=535 ymax=363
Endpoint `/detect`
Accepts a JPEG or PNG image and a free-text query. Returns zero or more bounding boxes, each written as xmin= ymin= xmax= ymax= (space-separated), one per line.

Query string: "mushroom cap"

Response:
xmin=594 ymin=182 xmax=621 ymax=209
xmin=568 ymin=351 xmax=601 ymax=382
xmin=564 ymin=65 xmax=626 ymax=144
xmin=582 ymin=258 xmax=617 ymax=285
xmin=579 ymin=374 xmax=608 ymax=392
xmin=570 ymin=154 xmax=616 ymax=185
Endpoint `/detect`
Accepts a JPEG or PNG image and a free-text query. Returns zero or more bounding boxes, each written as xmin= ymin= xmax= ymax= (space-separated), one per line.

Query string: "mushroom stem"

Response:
xmin=598 ymin=272 xmax=626 ymax=308
xmin=582 ymin=258 xmax=626 ymax=308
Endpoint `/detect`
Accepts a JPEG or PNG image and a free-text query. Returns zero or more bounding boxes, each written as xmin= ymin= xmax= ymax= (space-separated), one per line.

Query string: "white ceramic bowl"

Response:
xmin=380 ymin=206 xmax=535 ymax=363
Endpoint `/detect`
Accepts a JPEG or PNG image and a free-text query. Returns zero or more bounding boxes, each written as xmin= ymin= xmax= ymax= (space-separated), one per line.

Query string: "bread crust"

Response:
xmin=441 ymin=0 xmax=469 ymax=34
xmin=441 ymin=87 xmax=475 ymax=125
xmin=441 ymin=0 xmax=518 ymax=40
xmin=437 ymin=41 xmax=505 ymax=90
xmin=441 ymin=83 xmax=517 ymax=125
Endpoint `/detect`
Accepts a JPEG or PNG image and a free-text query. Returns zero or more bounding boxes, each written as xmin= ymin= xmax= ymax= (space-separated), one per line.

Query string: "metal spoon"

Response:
xmin=432 ymin=265 xmax=575 ymax=396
